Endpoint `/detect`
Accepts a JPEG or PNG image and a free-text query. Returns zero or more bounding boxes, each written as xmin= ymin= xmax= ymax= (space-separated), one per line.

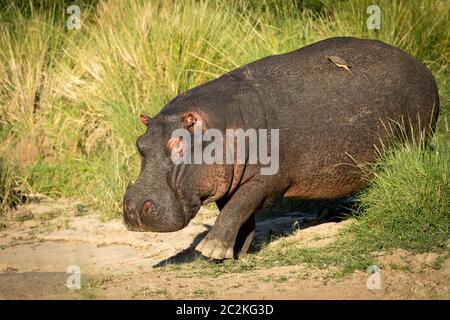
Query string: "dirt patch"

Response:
xmin=0 ymin=198 xmax=448 ymax=299
xmin=268 ymin=219 xmax=354 ymax=249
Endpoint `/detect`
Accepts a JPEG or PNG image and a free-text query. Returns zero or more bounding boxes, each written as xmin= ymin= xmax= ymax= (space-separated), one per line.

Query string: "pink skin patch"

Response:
xmin=167 ymin=136 xmax=184 ymax=158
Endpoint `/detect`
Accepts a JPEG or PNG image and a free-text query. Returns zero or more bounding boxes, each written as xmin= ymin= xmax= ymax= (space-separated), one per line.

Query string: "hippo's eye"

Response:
xmin=136 ymin=135 xmax=147 ymax=156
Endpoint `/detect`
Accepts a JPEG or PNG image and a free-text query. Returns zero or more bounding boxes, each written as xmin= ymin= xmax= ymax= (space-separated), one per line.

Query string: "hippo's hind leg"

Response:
xmin=195 ymin=182 xmax=266 ymax=260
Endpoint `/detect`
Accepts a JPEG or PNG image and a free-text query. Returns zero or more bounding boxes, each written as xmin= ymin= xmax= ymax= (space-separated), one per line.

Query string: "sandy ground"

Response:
xmin=0 ymin=198 xmax=448 ymax=300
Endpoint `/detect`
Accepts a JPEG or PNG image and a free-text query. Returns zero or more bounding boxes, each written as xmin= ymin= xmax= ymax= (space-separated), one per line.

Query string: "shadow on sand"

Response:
xmin=153 ymin=196 xmax=357 ymax=268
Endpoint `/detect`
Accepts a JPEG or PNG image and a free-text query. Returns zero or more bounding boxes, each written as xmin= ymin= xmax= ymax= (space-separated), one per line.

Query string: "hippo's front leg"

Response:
xmin=196 ymin=182 xmax=266 ymax=260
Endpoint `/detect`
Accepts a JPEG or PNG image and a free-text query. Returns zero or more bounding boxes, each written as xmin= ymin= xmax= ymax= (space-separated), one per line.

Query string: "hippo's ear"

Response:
xmin=181 ymin=112 xmax=206 ymax=133
xmin=140 ymin=114 xmax=151 ymax=126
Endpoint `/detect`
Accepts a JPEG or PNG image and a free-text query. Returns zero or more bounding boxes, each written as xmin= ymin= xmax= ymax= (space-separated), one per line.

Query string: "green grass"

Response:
xmin=0 ymin=157 xmax=29 ymax=213
xmin=0 ymin=0 xmax=449 ymax=275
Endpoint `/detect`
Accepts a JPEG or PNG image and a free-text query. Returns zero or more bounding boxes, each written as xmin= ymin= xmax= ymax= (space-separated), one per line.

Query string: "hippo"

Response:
xmin=123 ymin=37 xmax=439 ymax=260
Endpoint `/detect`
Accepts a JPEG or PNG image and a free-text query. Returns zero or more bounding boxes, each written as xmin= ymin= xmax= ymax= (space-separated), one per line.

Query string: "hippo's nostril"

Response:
xmin=142 ymin=201 xmax=153 ymax=215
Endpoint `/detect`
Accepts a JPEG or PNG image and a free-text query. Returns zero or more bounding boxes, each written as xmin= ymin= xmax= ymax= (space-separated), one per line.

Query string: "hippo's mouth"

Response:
xmin=123 ymin=209 xmax=189 ymax=233
xmin=182 ymin=204 xmax=201 ymax=226
xmin=123 ymin=211 xmax=146 ymax=232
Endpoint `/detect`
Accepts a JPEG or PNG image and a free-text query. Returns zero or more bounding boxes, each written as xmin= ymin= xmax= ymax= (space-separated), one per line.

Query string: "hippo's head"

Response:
xmin=123 ymin=110 xmax=220 ymax=232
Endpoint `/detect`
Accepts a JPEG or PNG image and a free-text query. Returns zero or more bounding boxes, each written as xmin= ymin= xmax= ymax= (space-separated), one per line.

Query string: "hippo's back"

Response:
xmin=232 ymin=37 xmax=439 ymax=198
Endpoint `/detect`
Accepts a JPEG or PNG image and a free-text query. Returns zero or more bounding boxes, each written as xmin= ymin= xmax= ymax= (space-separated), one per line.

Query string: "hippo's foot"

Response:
xmin=195 ymin=236 xmax=234 ymax=260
